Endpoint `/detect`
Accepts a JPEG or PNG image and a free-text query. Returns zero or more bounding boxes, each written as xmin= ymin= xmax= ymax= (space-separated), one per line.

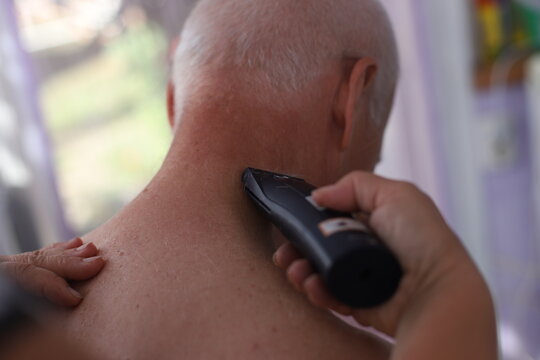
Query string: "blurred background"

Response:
xmin=0 ymin=0 xmax=538 ymax=358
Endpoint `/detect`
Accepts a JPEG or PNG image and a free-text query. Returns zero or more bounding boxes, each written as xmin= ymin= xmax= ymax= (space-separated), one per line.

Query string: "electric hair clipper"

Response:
xmin=242 ymin=168 xmax=402 ymax=308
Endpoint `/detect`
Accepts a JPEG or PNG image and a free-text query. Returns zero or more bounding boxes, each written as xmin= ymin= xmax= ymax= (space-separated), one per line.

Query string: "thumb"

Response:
xmin=312 ymin=171 xmax=389 ymax=214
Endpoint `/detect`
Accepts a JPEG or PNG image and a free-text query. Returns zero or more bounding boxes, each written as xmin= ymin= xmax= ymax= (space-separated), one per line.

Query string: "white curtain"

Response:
xmin=378 ymin=0 xmax=489 ymax=271
xmin=0 ymin=0 xmax=71 ymax=253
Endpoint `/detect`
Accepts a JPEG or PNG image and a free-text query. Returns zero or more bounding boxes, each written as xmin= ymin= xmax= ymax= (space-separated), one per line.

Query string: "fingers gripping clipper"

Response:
xmin=242 ymin=168 xmax=402 ymax=308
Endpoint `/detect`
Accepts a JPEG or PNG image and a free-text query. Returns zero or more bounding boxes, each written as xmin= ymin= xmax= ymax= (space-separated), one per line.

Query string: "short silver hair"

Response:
xmin=173 ymin=0 xmax=398 ymax=125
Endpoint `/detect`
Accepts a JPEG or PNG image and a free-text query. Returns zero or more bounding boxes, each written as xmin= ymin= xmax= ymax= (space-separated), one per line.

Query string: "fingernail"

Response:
xmin=67 ymin=237 xmax=80 ymax=244
xmin=68 ymin=287 xmax=83 ymax=299
xmin=83 ymin=256 xmax=102 ymax=263
xmin=76 ymin=243 xmax=91 ymax=251
xmin=272 ymin=252 xmax=278 ymax=266
xmin=312 ymin=187 xmax=330 ymax=196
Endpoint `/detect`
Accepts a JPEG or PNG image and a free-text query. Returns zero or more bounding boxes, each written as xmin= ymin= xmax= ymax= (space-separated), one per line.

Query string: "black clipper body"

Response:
xmin=242 ymin=168 xmax=402 ymax=308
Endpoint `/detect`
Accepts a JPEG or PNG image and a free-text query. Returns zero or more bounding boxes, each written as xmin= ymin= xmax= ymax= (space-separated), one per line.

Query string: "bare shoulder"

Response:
xmin=48 ymin=228 xmax=393 ymax=360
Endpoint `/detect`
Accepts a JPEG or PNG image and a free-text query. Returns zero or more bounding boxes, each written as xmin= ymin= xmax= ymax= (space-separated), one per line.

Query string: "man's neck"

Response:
xmin=99 ymin=105 xmax=316 ymax=254
xmin=168 ymin=96 xmax=340 ymax=181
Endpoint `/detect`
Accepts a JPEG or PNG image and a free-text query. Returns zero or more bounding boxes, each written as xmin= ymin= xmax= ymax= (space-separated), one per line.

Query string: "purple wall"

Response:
xmin=476 ymin=86 xmax=540 ymax=358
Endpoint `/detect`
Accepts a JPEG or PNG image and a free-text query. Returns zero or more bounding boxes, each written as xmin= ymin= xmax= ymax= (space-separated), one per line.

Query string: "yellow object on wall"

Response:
xmin=478 ymin=3 xmax=505 ymax=62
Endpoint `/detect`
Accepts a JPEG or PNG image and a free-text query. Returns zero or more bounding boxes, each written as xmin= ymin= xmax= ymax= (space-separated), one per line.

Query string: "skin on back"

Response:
xmin=58 ymin=173 xmax=391 ymax=360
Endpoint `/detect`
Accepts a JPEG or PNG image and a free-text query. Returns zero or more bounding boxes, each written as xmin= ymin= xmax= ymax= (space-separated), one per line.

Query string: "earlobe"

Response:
xmin=167 ymin=81 xmax=175 ymax=128
xmin=338 ymin=57 xmax=378 ymax=151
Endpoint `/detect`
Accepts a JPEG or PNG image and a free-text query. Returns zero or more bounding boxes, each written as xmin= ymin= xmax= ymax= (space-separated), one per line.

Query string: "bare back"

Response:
xmin=57 ymin=180 xmax=390 ymax=360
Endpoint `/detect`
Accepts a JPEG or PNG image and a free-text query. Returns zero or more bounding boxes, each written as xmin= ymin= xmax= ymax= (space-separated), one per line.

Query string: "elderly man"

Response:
xmin=60 ymin=0 xmax=399 ymax=358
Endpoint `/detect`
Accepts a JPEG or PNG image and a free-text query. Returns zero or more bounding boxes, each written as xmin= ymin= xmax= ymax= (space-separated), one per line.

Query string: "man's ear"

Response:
xmin=167 ymin=81 xmax=175 ymax=128
xmin=333 ymin=58 xmax=378 ymax=151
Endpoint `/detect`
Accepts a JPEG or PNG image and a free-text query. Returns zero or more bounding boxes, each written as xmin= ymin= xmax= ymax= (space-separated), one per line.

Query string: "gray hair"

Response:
xmin=173 ymin=0 xmax=398 ymax=125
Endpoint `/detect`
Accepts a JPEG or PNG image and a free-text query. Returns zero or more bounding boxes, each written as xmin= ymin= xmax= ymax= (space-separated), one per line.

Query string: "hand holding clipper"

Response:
xmin=242 ymin=168 xmax=403 ymax=308
xmin=273 ymin=171 xmax=495 ymax=356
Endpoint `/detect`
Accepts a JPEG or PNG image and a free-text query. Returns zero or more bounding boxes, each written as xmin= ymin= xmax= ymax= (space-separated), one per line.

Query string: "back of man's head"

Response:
xmin=173 ymin=0 xmax=398 ymax=127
